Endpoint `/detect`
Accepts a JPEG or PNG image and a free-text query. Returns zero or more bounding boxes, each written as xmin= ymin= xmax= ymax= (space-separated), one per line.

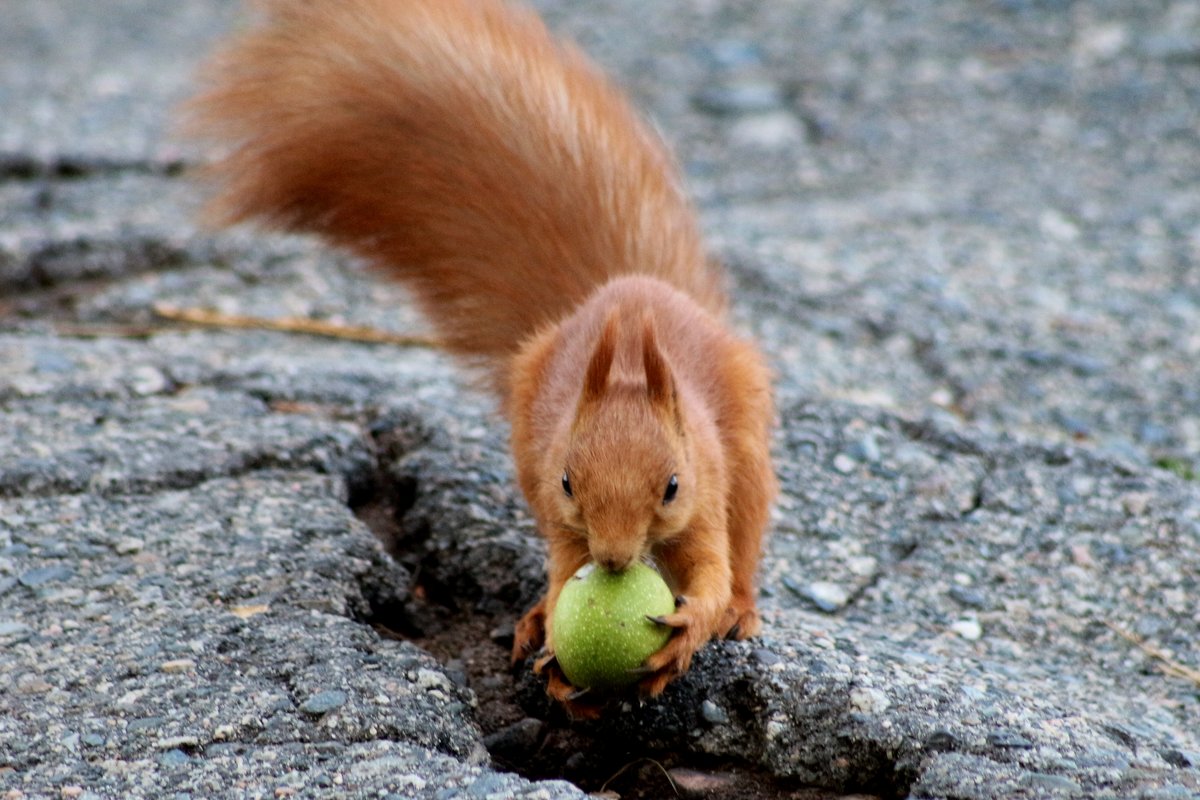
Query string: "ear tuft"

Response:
xmin=581 ymin=311 xmax=620 ymax=405
xmin=641 ymin=314 xmax=675 ymax=410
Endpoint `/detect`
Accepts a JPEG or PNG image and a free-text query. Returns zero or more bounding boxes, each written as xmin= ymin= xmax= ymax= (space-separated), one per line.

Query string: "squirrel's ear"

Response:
xmin=581 ymin=311 xmax=619 ymax=405
xmin=641 ymin=315 xmax=678 ymax=416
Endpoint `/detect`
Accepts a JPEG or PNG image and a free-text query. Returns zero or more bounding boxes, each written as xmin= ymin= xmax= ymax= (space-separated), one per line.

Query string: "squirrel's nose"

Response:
xmin=597 ymin=554 xmax=633 ymax=573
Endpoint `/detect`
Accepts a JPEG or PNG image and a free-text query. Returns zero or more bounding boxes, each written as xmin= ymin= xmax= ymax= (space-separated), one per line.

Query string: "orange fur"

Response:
xmin=184 ymin=0 xmax=776 ymax=712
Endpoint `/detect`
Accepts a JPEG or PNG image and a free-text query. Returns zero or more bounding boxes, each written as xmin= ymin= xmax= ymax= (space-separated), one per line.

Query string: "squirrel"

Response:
xmin=183 ymin=0 xmax=776 ymax=715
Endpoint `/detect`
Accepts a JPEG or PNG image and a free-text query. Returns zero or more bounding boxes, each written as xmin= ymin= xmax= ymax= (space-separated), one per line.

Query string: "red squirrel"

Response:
xmin=184 ymin=0 xmax=776 ymax=714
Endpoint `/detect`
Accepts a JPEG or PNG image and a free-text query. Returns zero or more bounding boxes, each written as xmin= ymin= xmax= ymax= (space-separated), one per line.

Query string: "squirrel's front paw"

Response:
xmin=720 ymin=599 xmax=761 ymax=641
xmin=638 ymin=595 xmax=712 ymax=697
xmin=534 ymin=651 xmax=604 ymax=720
xmin=511 ymin=598 xmax=547 ymax=665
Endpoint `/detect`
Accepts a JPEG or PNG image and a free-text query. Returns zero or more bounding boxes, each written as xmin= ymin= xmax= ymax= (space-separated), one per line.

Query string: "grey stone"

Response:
xmin=299 ymin=690 xmax=349 ymax=716
xmin=693 ymin=81 xmax=785 ymax=116
xmin=17 ymin=565 xmax=74 ymax=587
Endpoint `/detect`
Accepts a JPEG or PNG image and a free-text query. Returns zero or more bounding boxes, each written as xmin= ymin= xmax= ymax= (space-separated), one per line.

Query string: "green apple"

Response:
xmin=551 ymin=561 xmax=675 ymax=690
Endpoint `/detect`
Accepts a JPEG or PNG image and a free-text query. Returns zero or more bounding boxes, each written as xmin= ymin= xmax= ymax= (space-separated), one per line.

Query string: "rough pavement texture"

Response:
xmin=2 ymin=1 xmax=1198 ymax=799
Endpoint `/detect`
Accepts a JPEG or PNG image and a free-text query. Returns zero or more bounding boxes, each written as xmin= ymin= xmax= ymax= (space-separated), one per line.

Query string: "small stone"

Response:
xmin=1039 ymin=208 xmax=1080 ymax=241
xmin=17 ymin=675 xmax=52 ymax=694
xmin=848 ymin=686 xmax=891 ymax=715
xmin=160 ymin=659 xmax=196 ymax=674
xmin=832 ymin=453 xmax=858 ymax=474
xmin=1071 ymin=476 xmax=1096 ymax=496
xmin=415 ymin=669 xmax=451 ymax=693
xmin=752 ymin=648 xmax=782 ymax=666
xmin=60 ymin=788 xmax=84 ymax=800
xmin=988 ymin=731 xmax=1034 ymax=749
xmin=1120 ymin=492 xmax=1151 ymax=516
xmin=948 ymin=586 xmax=987 ymax=609
xmin=730 ymin=112 xmax=804 ymax=149
xmin=1069 ymin=544 xmax=1095 ymax=567
xmin=18 ymin=566 xmax=74 ymax=588
xmin=128 ymin=365 xmax=169 ymax=395
xmin=700 ymin=699 xmax=729 ymax=725
xmin=849 ymin=432 xmax=883 ymax=464
xmin=482 ymin=718 xmax=542 ymax=763
xmin=1159 ymin=749 xmax=1198 ymax=768
xmin=950 ymin=618 xmax=983 ymax=641
xmin=157 ymin=735 xmax=199 ymax=750
xmin=82 ymin=734 xmax=106 ymax=747
xmin=114 ymin=537 xmax=145 ymax=555
xmin=0 ymin=622 xmax=31 ymax=638
xmin=159 ymin=749 xmax=190 ymax=766
xmin=926 ymin=730 xmax=959 ymax=751
xmin=798 ymin=581 xmax=850 ymax=613
xmin=707 ymin=39 xmax=764 ymax=68
xmin=488 ymin=622 xmax=515 ymax=647
xmin=694 ymin=80 xmax=784 ymax=116
xmin=300 ymin=690 xmax=349 ymax=715
xmin=229 ymin=604 xmax=271 ymax=619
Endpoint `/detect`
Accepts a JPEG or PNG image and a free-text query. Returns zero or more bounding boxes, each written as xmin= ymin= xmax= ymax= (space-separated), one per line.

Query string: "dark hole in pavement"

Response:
xmin=348 ymin=422 xmax=902 ymax=799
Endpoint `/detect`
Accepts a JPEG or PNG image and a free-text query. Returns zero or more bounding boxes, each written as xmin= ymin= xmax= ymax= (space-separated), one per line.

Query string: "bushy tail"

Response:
xmin=182 ymin=0 xmax=725 ymax=376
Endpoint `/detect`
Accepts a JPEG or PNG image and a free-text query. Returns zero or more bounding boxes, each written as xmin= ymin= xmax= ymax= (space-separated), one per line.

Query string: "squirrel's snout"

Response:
xmin=590 ymin=537 xmax=639 ymax=573
xmin=596 ymin=554 xmax=634 ymax=573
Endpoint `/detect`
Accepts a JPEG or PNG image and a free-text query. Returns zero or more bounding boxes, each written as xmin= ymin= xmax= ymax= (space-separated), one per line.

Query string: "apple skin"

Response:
xmin=551 ymin=561 xmax=675 ymax=691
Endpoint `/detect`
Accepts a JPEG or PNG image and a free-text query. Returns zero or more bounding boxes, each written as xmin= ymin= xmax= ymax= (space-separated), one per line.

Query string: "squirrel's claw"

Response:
xmin=540 ymin=657 xmax=604 ymax=720
xmin=637 ymin=599 xmax=712 ymax=697
xmin=533 ymin=652 xmax=559 ymax=675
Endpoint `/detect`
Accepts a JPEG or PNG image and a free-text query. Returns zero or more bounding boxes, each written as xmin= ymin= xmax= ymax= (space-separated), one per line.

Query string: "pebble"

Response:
xmin=693 ymin=81 xmax=784 ymax=116
xmin=159 ymin=659 xmax=196 ymax=674
xmin=299 ymin=690 xmax=349 ymax=715
xmin=948 ymin=586 xmax=987 ymax=609
xmin=706 ymin=39 xmax=764 ymax=69
xmin=701 ymin=699 xmax=729 ymax=725
xmin=17 ymin=676 xmax=52 ymax=695
xmin=849 ymin=686 xmax=891 ymax=715
xmin=730 ymin=112 xmax=805 ymax=149
xmin=487 ymin=622 xmax=515 ymax=647
xmin=18 ymin=566 xmax=74 ymax=588
xmin=480 ymin=722 xmax=539 ymax=774
xmin=926 ymin=730 xmax=960 ymax=751
xmin=1120 ymin=492 xmax=1151 ymax=516
xmin=950 ymin=618 xmax=983 ymax=641
xmin=0 ymin=622 xmax=31 ymax=638
xmin=128 ymin=365 xmax=169 ymax=396
xmin=114 ymin=537 xmax=145 ymax=555
xmin=796 ymin=581 xmax=850 ymax=613
xmin=158 ymin=736 xmax=199 ymax=750
xmin=988 ymin=731 xmax=1035 ymax=749
xmin=850 ymin=432 xmax=883 ymax=463
xmin=832 ymin=453 xmax=858 ymax=474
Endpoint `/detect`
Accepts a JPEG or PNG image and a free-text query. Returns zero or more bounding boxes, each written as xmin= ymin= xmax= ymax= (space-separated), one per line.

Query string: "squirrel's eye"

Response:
xmin=662 ymin=474 xmax=678 ymax=504
xmin=562 ymin=471 xmax=573 ymax=498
